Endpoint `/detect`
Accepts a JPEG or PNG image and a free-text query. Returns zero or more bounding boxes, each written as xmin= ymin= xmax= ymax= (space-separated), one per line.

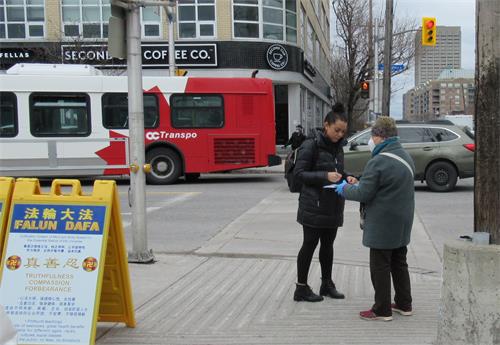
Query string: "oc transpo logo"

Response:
xmin=146 ymin=131 xmax=198 ymax=140
xmin=266 ymin=44 xmax=288 ymax=70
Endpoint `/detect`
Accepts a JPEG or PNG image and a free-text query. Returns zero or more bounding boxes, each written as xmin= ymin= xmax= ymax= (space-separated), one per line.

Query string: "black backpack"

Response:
xmin=284 ymin=139 xmax=318 ymax=193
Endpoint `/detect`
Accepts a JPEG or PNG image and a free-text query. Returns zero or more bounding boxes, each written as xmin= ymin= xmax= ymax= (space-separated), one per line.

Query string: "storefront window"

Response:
xmin=300 ymin=86 xmax=306 ymax=127
xmin=0 ymin=0 xmax=44 ymax=39
xmin=62 ymin=0 xmax=160 ymax=40
xmin=233 ymin=0 xmax=296 ymax=43
xmin=178 ymin=0 xmax=216 ymax=39
xmin=315 ymin=97 xmax=322 ymax=127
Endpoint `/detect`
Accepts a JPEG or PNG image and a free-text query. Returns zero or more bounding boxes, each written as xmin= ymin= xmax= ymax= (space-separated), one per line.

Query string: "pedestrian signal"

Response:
xmin=422 ymin=17 xmax=437 ymax=46
xmin=360 ymin=81 xmax=370 ymax=99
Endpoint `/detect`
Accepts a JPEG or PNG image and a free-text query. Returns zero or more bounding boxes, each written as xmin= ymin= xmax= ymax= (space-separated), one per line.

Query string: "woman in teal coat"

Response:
xmin=336 ymin=116 xmax=415 ymax=321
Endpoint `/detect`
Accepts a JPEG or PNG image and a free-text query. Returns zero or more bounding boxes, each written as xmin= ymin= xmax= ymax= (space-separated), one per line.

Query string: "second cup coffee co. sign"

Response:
xmin=61 ymin=43 xmax=218 ymax=68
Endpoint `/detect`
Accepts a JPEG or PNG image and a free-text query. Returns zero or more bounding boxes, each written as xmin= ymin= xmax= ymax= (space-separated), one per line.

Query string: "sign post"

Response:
xmin=0 ymin=178 xmax=135 ymax=345
xmin=0 ymin=177 xmax=15 ymax=259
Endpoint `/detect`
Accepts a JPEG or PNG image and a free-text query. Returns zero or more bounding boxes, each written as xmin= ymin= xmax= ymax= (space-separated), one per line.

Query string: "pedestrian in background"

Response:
xmin=283 ymin=124 xmax=306 ymax=150
xmin=335 ymin=116 xmax=415 ymax=321
xmin=292 ymin=103 xmax=358 ymax=302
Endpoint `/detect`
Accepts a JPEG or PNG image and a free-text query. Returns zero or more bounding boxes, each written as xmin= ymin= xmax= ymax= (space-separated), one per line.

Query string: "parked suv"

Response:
xmin=344 ymin=121 xmax=475 ymax=192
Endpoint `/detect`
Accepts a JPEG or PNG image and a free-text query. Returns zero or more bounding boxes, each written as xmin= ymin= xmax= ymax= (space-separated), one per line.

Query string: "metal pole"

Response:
xmin=382 ymin=0 xmax=394 ymax=116
xmin=127 ymin=3 xmax=154 ymax=263
xmin=373 ymin=18 xmax=379 ymax=116
xmin=368 ymin=0 xmax=374 ymax=119
xmin=166 ymin=4 xmax=176 ymax=76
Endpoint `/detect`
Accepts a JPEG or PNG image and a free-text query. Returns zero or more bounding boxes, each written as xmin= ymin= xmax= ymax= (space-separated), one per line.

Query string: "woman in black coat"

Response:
xmin=292 ymin=104 xmax=358 ymax=302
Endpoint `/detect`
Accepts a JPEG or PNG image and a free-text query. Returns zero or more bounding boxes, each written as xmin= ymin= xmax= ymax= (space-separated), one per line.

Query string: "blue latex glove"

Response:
xmin=335 ymin=180 xmax=348 ymax=197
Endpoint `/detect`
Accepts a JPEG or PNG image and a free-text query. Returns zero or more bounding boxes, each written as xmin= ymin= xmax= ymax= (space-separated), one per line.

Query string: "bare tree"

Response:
xmin=331 ymin=0 xmax=416 ymax=133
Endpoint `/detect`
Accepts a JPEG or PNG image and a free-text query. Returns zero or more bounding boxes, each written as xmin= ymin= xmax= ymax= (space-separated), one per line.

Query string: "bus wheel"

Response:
xmin=185 ymin=173 xmax=200 ymax=182
xmin=146 ymin=148 xmax=181 ymax=184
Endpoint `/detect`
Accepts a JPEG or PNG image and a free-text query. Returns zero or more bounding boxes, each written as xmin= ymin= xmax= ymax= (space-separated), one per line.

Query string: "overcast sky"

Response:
xmin=331 ymin=0 xmax=476 ymax=118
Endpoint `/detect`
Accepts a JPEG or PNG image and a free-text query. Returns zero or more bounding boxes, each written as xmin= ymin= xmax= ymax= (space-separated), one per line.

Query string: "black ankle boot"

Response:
xmin=320 ymin=279 xmax=345 ymax=299
xmin=293 ymin=284 xmax=324 ymax=302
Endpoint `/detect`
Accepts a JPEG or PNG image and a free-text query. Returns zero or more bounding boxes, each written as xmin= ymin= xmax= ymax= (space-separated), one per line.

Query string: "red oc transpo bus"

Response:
xmin=0 ymin=64 xmax=281 ymax=184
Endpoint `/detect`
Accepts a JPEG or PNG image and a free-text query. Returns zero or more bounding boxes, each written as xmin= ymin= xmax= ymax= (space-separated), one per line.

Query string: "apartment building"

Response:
xmin=403 ymin=69 xmax=475 ymax=121
xmin=0 ymin=0 xmax=332 ymax=145
xmin=414 ymin=26 xmax=461 ymax=85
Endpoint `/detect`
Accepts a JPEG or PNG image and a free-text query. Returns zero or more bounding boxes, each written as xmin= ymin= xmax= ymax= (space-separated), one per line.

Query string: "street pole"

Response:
xmin=166 ymin=3 xmax=176 ymax=76
xmin=436 ymin=4 xmax=500 ymax=343
xmin=373 ymin=18 xmax=379 ymax=116
xmin=368 ymin=0 xmax=373 ymax=120
xmin=381 ymin=0 xmax=394 ymax=116
xmin=474 ymin=0 xmax=500 ymax=244
xmin=127 ymin=3 xmax=154 ymax=263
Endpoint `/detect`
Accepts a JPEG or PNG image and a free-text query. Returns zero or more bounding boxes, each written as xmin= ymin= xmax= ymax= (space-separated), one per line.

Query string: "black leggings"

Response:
xmin=297 ymin=226 xmax=338 ymax=285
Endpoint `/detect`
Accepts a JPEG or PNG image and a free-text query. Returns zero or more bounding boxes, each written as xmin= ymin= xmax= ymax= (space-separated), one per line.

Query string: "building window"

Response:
xmin=233 ymin=0 xmax=297 ymax=43
xmin=0 ymin=0 xmax=45 ymax=39
xmin=263 ymin=0 xmax=283 ymax=40
xmin=314 ymin=38 xmax=319 ymax=66
xmin=62 ymin=0 xmax=109 ymax=39
xmin=178 ymin=0 xmax=215 ymax=39
xmin=305 ymin=19 xmax=313 ymax=61
xmin=233 ymin=0 xmax=259 ymax=38
xmin=62 ymin=0 xmax=160 ymax=39
xmin=141 ymin=6 xmax=161 ymax=38
xmin=285 ymin=0 xmax=296 ymax=43
xmin=300 ymin=5 xmax=305 ymax=49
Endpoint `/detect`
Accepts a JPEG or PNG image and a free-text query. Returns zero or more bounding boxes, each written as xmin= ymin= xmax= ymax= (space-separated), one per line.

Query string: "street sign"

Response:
xmin=378 ymin=63 xmax=405 ymax=73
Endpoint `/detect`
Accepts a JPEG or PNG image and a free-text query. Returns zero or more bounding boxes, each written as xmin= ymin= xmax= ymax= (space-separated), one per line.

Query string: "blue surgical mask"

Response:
xmin=368 ymin=137 xmax=376 ymax=152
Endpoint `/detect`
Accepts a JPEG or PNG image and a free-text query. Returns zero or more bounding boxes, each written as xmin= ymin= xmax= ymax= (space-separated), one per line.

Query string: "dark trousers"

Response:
xmin=297 ymin=226 xmax=338 ymax=285
xmin=370 ymin=246 xmax=412 ymax=316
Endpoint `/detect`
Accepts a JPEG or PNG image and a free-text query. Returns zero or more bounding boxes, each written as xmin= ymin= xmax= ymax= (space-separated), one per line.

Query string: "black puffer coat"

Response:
xmin=294 ymin=130 xmax=346 ymax=229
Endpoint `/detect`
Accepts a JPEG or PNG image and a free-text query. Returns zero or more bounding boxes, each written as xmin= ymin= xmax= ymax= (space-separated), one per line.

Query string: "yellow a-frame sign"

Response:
xmin=0 ymin=178 xmax=135 ymax=345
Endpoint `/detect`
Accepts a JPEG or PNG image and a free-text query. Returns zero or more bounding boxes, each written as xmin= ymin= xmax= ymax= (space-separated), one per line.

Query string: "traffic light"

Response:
xmin=360 ymin=81 xmax=370 ymax=99
xmin=422 ymin=17 xmax=437 ymax=46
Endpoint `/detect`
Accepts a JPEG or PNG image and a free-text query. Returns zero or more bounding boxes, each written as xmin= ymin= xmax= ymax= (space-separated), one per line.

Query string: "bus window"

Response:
xmin=170 ymin=94 xmax=224 ymax=128
xmin=102 ymin=93 xmax=159 ymax=129
xmin=30 ymin=93 xmax=90 ymax=137
xmin=0 ymin=92 xmax=18 ymax=137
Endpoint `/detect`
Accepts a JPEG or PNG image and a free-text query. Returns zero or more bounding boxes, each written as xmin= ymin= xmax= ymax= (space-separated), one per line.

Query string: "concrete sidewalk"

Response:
xmin=96 ymin=186 xmax=443 ymax=345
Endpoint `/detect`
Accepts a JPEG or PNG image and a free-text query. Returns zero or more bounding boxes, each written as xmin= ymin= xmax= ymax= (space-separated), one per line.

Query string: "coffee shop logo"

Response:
xmin=266 ymin=44 xmax=288 ymax=70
